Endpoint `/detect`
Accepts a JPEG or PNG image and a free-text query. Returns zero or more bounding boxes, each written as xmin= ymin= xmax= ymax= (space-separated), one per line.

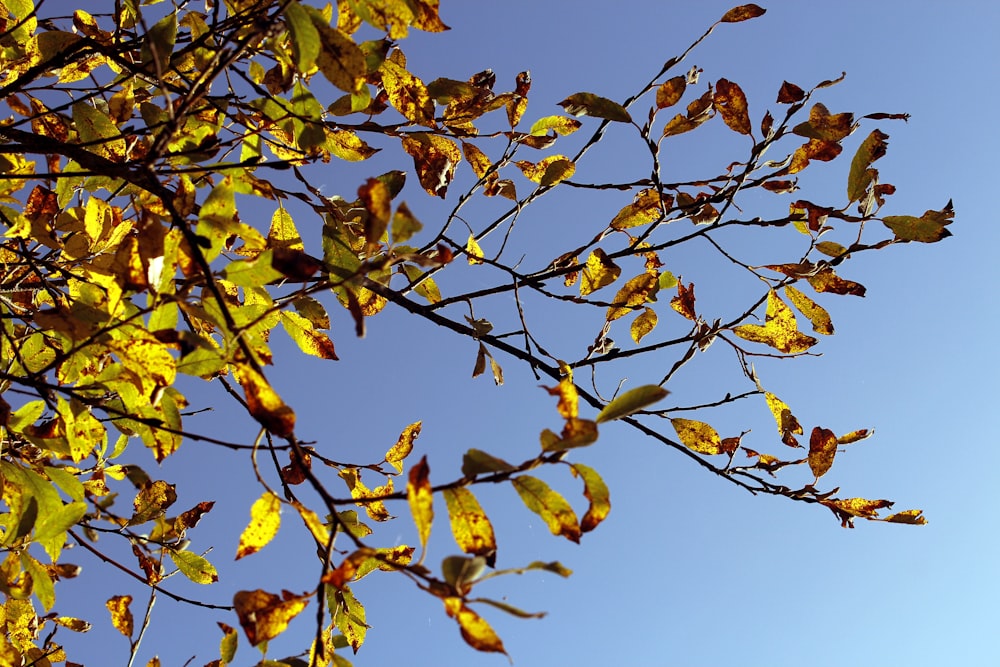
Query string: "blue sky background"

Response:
xmin=47 ymin=1 xmax=999 ymax=665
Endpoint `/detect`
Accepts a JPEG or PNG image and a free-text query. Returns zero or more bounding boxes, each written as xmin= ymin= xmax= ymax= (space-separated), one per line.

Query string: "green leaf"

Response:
xmin=596 ymin=385 xmax=669 ymax=423
xmin=847 ymin=129 xmax=889 ymax=202
xmin=169 ymin=549 xmax=219 ymax=584
xmin=558 ymin=93 xmax=631 ymax=123
xmin=284 ymin=1 xmax=320 ymax=72
xmin=882 ymin=201 xmax=954 ymax=243
xmin=141 ymin=11 xmax=177 ymax=68
xmin=461 ymin=449 xmax=515 ymax=477
xmin=528 ymin=115 xmax=582 ymax=136
xmin=223 ymin=251 xmax=283 ymax=288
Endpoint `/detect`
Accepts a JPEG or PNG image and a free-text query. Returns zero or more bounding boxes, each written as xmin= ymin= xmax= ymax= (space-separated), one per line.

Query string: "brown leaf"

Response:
xmin=776 ymin=81 xmax=805 ymax=104
xmin=808 ymin=426 xmax=838 ymax=479
xmin=233 ymin=589 xmax=310 ymax=646
xmin=669 ymin=281 xmax=696 ymax=320
xmin=721 ymin=4 xmax=766 ymax=22
xmin=656 ymin=76 xmax=686 ymax=109
xmin=713 ymin=79 xmax=751 ymax=135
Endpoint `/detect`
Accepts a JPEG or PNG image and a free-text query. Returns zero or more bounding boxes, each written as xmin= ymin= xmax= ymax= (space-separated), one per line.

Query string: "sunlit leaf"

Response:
xmin=281 ymin=311 xmax=339 ymax=360
xmin=847 ymin=129 xmax=889 ymax=203
xmin=630 ymin=307 xmax=658 ymax=343
xmin=607 ymin=273 xmax=658 ymax=322
xmin=671 ymin=418 xmax=725 ymax=455
xmin=570 ymin=463 xmax=610 ymax=532
xmin=784 ymin=285 xmax=833 ymax=335
xmin=131 ymin=480 xmax=177 ymax=525
xmin=443 ymin=488 xmax=496 ymax=564
xmin=511 ymin=476 xmax=580 ymax=543
xmin=107 ymin=595 xmax=134 ymax=638
xmin=807 ymin=267 xmax=866 ymax=296
xmin=218 ymin=622 xmax=238 ymax=664
xmin=838 ymin=429 xmax=873 ymax=444
xmin=515 ymin=155 xmax=575 ymax=186
xmin=168 ymin=549 xmax=218 ymax=584
xmin=332 ymin=585 xmax=367 ymax=652
xmin=763 ymin=392 xmax=803 ymax=439
xmin=235 ymin=492 xmax=282 ymax=560
xmin=443 ymin=597 xmax=507 ymax=655
xmin=884 ymin=509 xmax=927 ymax=525
xmin=233 ymin=589 xmax=310 ymax=646
xmin=821 ymin=497 xmax=894 ymax=528
xmin=407 ymin=456 xmax=433 ymax=558
xmin=656 ymin=76 xmax=687 ymax=109
xmin=402 ymin=133 xmax=461 ymax=197
xmin=732 ymin=290 xmax=818 ymax=353
xmin=284 ymin=1 xmax=321 ymax=72
xmin=580 ymin=248 xmax=621 ymax=295
xmin=385 ymin=421 xmax=421 ymax=474
xmin=233 ymin=364 xmax=296 ymax=437
xmin=670 ymin=280 xmax=696 ymax=320
xmin=466 ymin=234 xmax=485 ymax=265
xmin=596 ymin=385 xmax=669 ymax=423
xmin=528 ymin=115 xmax=581 ymax=136
xmin=381 ymin=58 xmax=436 ymax=126
xmin=610 ymin=189 xmax=669 ymax=230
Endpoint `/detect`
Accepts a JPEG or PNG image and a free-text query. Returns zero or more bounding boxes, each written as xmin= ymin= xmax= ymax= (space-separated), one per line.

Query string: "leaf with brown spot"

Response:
xmin=822 ymin=497 xmax=894 ymax=528
xmin=848 ymin=129 xmax=889 ymax=202
xmin=558 ymin=92 xmax=631 ymax=122
xmin=607 ymin=273 xmax=659 ymax=322
xmin=776 ymin=80 xmax=805 ymax=104
xmin=610 ymin=188 xmax=670 ymax=230
xmin=713 ymin=79 xmax=751 ymax=135
xmin=656 ymin=76 xmax=687 ymax=109
xmin=763 ymin=392 xmax=803 ymax=440
xmin=580 ymin=249 xmax=621 ymax=295
xmin=515 ymin=155 xmax=575 ymax=186
xmin=733 ymin=290 xmax=817 ymax=353
xmin=234 ymin=364 xmax=296 ymax=436
xmin=784 ymin=285 xmax=833 ymax=335
xmin=233 ymin=589 xmax=310 ymax=646
xmin=380 ymin=59 xmax=435 ymax=126
xmin=443 ymin=487 xmax=496 ymax=565
xmin=402 ymin=133 xmax=461 ymax=197
xmin=807 ymin=267 xmax=866 ymax=296
xmin=882 ymin=201 xmax=954 ymax=243
xmin=671 ymin=418 xmax=725 ymax=455
xmin=107 ymin=595 xmax=133 ymax=638
xmin=668 ymin=280 xmax=698 ymax=320
xmin=808 ymin=426 xmax=838 ymax=480
xmin=792 ymin=103 xmax=854 ymax=142
xmin=570 ymin=463 xmax=610 ymax=533
xmin=630 ymin=307 xmax=657 ymax=344
xmin=884 ymin=509 xmax=927 ymax=525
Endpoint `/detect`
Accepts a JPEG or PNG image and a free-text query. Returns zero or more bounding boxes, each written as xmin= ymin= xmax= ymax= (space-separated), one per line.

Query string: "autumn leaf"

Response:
xmin=515 ymin=155 xmax=575 ymax=186
xmin=107 ymin=595 xmax=133 ymax=638
xmin=407 ymin=456 xmax=433 ymax=559
xmin=847 ymin=129 xmax=889 ymax=202
xmin=380 ymin=58 xmax=435 ymax=126
xmin=385 ymin=421 xmax=421 ymax=473
xmin=596 ymin=385 xmax=669 ymax=423
xmin=443 ymin=488 xmax=497 ymax=565
xmin=670 ymin=281 xmax=696 ymax=320
xmin=233 ymin=364 xmax=296 ymax=437
xmin=763 ymin=392 xmax=803 ymax=441
xmin=808 ymin=427 xmax=838 ymax=480
xmin=882 ymin=200 xmax=954 ymax=243
xmin=233 ymin=589 xmax=310 ymax=646
xmin=821 ymin=497 xmax=894 ymax=528
xmin=236 ymin=492 xmax=281 ymax=560
xmin=671 ymin=418 xmax=725 ymax=455
xmin=570 ymin=463 xmax=610 ymax=532
xmin=720 ymin=4 xmax=766 ymax=22
xmin=784 ymin=285 xmax=833 ymax=335
xmin=168 ymin=549 xmax=218 ymax=584
xmin=511 ymin=476 xmax=581 ymax=543
xmin=630 ymin=307 xmax=658 ymax=343
xmin=607 ymin=273 xmax=659 ymax=321
xmin=713 ymin=78 xmax=752 ymax=135
xmin=558 ymin=92 xmax=631 ymax=122
xmin=580 ymin=248 xmax=621 ymax=295
xmin=466 ymin=234 xmax=485 ymax=264
xmin=528 ymin=115 xmax=581 ymax=136
xmin=461 ymin=449 xmax=515 ymax=477
xmin=444 ymin=597 xmax=507 ymax=655
xmin=656 ymin=76 xmax=687 ymax=109
xmin=402 ymin=133 xmax=461 ymax=197
xmin=733 ymin=290 xmax=818 ymax=353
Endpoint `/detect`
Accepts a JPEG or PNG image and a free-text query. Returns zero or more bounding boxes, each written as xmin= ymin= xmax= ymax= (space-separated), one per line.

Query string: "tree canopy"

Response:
xmin=0 ymin=1 xmax=953 ymax=665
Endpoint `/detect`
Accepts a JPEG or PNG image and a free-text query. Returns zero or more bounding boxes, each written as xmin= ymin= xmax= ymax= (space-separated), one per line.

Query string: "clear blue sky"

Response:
xmin=51 ymin=2 xmax=998 ymax=665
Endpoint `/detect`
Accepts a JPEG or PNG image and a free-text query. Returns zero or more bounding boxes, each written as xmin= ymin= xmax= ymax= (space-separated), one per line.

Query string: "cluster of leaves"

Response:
xmin=0 ymin=0 xmax=949 ymax=665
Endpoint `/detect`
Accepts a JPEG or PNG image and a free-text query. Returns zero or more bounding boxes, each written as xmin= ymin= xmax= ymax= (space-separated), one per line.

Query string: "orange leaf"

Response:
xmin=808 ymin=426 xmax=838 ymax=479
xmin=233 ymin=589 xmax=310 ymax=646
xmin=713 ymin=78 xmax=751 ymax=135
xmin=670 ymin=280 xmax=696 ymax=320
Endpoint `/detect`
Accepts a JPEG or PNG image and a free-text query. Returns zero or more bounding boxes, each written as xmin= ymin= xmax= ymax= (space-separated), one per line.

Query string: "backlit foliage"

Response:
xmin=0 ymin=1 xmax=949 ymax=664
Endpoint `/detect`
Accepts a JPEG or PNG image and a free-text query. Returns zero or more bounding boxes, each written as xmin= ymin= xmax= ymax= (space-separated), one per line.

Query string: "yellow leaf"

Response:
xmin=292 ymin=500 xmax=330 ymax=548
xmin=528 ymin=115 xmax=581 ymax=136
xmin=821 ymin=497 xmax=893 ymax=528
xmin=312 ymin=19 xmax=366 ymax=93
xmin=763 ymin=392 xmax=803 ymax=437
xmin=267 ymin=207 xmax=303 ymax=252
xmin=884 ymin=509 xmax=927 ymax=525
xmin=235 ymin=492 xmax=281 ymax=560
xmin=580 ymin=248 xmax=621 ymax=296
xmin=570 ymin=463 xmax=610 ymax=532
xmin=808 ymin=426 xmax=838 ymax=479
xmin=442 ymin=487 xmax=497 ymax=561
xmin=838 ymin=429 xmax=872 ymax=444
xmin=732 ymin=290 xmax=818 ymax=354
xmin=784 ymin=285 xmax=833 ymax=335
xmin=325 ymin=128 xmax=378 ymax=161
xmin=401 ymin=133 xmax=461 ymax=197
xmin=340 ymin=469 xmax=392 ymax=521
xmin=466 ymin=234 xmax=484 ymax=265
xmin=610 ymin=188 xmax=668 ymax=230
xmin=514 ymin=155 xmax=575 ymax=186
xmin=407 ymin=456 xmax=433 ymax=558
xmin=281 ymin=311 xmax=339 ymax=360
xmin=233 ymin=589 xmax=309 ymax=646
xmin=131 ymin=480 xmax=177 ymax=525
xmin=542 ymin=376 xmax=578 ymax=420
xmin=596 ymin=385 xmax=669 ymax=423
xmin=630 ymin=307 xmax=658 ymax=343
xmin=443 ymin=597 xmax=507 ymax=655
xmin=385 ymin=421 xmax=421 ymax=474
xmin=462 ymin=141 xmax=493 ymax=179
xmin=671 ymin=418 xmax=725 ymax=454
xmin=511 ymin=475 xmax=581 ymax=543
xmin=381 ymin=59 xmax=435 ymax=126
xmin=607 ymin=273 xmax=658 ymax=322
xmin=233 ymin=364 xmax=296 ymax=437
xmin=107 ymin=595 xmax=133 ymax=638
